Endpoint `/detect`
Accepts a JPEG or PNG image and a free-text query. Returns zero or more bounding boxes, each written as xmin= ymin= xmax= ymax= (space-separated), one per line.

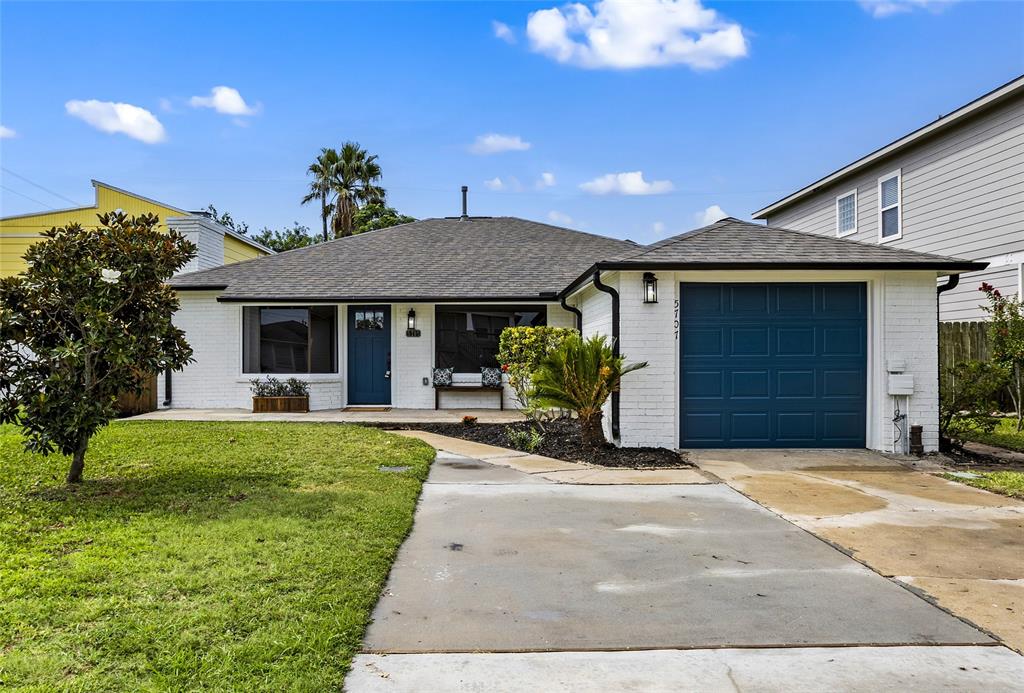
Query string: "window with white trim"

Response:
xmin=878 ymin=171 xmax=901 ymax=241
xmin=836 ymin=190 xmax=857 ymax=237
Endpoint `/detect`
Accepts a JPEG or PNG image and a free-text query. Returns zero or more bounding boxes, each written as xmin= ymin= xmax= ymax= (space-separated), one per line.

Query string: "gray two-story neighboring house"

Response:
xmin=754 ymin=75 xmax=1023 ymax=322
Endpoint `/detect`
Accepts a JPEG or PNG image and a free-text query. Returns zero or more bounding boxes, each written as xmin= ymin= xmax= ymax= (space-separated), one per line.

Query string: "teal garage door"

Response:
xmin=679 ymin=283 xmax=867 ymax=448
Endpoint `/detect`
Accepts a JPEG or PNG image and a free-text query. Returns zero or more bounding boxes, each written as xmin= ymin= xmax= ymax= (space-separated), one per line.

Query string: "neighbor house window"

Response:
xmin=878 ymin=171 xmax=901 ymax=241
xmin=435 ymin=305 xmax=546 ymax=372
xmin=836 ymin=190 xmax=857 ymax=237
xmin=242 ymin=306 xmax=337 ymax=373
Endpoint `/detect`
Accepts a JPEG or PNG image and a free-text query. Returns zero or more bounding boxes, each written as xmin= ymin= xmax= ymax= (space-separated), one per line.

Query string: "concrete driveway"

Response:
xmin=348 ymin=441 xmax=1024 ymax=691
xmin=691 ymin=449 xmax=1024 ymax=652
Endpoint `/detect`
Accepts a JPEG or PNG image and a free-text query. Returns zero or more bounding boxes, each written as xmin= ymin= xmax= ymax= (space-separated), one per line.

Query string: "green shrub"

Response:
xmin=506 ymin=426 xmax=544 ymax=452
xmin=980 ymin=282 xmax=1024 ymax=431
xmin=497 ymin=326 xmax=577 ymax=421
xmin=249 ymin=377 xmax=309 ymax=397
xmin=533 ymin=334 xmax=647 ymax=447
xmin=940 ymin=359 xmax=1009 ymax=448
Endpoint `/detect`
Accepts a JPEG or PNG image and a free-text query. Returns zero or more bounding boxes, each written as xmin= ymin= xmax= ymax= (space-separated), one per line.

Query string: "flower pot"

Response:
xmin=252 ymin=395 xmax=309 ymax=413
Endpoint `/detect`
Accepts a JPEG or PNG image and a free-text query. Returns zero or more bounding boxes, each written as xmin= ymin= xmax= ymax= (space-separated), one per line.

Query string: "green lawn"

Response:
xmin=962 ymin=417 xmax=1024 ymax=452
xmin=944 ymin=471 xmax=1024 ymax=499
xmin=0 ymin=421 xmax=434 ymax=691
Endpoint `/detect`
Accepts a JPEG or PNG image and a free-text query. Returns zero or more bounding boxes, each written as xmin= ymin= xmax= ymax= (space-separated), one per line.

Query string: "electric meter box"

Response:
xmin=888 ymin=374 xmax=915 ymax=395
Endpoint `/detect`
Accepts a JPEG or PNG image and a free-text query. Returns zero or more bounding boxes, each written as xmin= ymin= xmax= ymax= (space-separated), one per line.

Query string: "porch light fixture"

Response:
xmin=406 ymin=309 xmax=421 ymax=337
xmin=642 ymin=272 xmax=658 ymax=304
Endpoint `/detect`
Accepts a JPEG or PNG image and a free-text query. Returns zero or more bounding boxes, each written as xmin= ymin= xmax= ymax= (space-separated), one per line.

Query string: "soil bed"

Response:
xmin=379 ymin=419 xmax=691 ymax=469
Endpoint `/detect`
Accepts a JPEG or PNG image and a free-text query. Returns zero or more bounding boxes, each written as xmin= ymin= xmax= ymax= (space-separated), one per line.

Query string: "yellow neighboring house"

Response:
xmin=0 ymin=180 xmax=272 ymax=277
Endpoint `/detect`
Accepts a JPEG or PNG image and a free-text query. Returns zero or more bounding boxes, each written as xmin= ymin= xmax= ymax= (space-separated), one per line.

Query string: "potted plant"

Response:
xmin=250 ymin=377 xmax=310 ymax=413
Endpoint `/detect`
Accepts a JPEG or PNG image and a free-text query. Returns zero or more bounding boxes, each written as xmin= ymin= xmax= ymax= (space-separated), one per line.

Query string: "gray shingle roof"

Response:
xmin=172 ymin=216 xmax=985 ymax=302
xmin=614 ymin=217 xmax=983 ymax=267
xmin=170 ymin=216 xmax=639 ymax=301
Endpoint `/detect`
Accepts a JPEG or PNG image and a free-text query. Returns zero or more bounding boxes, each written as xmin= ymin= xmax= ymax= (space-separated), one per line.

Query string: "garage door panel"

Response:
xmin=680 ymin=282 xmax=866 ymax=448
xmin=681 ymin=284 xmax=723 ymax=315
xmin=682 ymin=328 xmax=724 ymax=356
xmin=682 ymin=370 xmax=723 ymax=398
xmin=729 ymin=284 xmax=770 ymax=313
xmin=730 ymin=370 xmax=770 ymax=398
xmin=775 ymin=412 xmax=817 ymax=441
xmin=776 ymin=327 xmax=816 ymax=356
xmin=777 ymin=370 xmax=815 ymax=398
xmin=729 ymin=412 xmax=771 ymax=443
xmin=730 ymin=327 xmax=770 ymax=356
xmin=684 ymin=413 xmax=725 ymax=443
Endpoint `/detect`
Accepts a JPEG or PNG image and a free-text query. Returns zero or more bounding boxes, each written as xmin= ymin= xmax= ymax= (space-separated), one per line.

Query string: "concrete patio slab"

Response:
xmin=689 ymin=448 xmax=1024 ymax=652
xmin=348 ymin=646 xmax=1024 ymax=692
xmin=362 ymin=483 xmax=990 ymax=652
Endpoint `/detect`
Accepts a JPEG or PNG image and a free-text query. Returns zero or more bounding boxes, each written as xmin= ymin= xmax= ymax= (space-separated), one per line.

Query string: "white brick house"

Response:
xmin=167 ymin=215 xmax=983 ymax=454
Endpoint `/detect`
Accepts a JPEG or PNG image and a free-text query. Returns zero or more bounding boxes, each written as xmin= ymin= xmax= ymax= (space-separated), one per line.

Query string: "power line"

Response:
xmin=1 ymin=167 xmax=84 ymax=206
xmin=0 ymin=185 xmax=56 ymax=210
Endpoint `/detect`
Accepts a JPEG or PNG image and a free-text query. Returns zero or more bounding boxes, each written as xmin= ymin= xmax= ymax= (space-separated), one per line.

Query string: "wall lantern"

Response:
xmin=642 ymin=272 xmax=658 ymax=304
xmin=406 ymin=309 xmax=421 ymax=337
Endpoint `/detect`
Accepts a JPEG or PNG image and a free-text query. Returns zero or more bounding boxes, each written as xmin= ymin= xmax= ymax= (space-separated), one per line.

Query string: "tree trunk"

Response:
xmin=320 ymin=193 xmax=329 ymax=242
xmin=66 ymin=436 xmax=89 ymax=484
xmin=580 ymin=412 xmax=606 ymax=448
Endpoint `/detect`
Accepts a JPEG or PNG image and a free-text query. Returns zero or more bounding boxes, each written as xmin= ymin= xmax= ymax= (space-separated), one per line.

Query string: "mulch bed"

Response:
xmin=939 ymin=443 xmax=1024 ymax=473
xmin=379 ymin=419 xmax=691 ymax=469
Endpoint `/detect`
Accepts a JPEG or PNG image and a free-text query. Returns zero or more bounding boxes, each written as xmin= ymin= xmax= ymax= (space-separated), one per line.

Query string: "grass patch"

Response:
xmin=962 ymin=417 xmax=1024 ymax=452
xmin=0 ymin=421 xmax=434 ymax=691
xmin=944 ymin=470 xmax=1024 ymax=499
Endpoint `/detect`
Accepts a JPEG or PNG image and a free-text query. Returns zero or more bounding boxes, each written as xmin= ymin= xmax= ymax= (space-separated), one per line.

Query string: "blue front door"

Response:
xmin=679 ymin=283 xmax=867 ymax=448
xmin=347 ymin=306 xmax=391 ymax=405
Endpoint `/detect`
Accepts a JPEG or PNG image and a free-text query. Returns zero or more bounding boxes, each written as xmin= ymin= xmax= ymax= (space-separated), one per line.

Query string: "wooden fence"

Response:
xmin=939 ymin=321 xmax=991 ymax=374
xmin=116 ymin=373 xmax=158 ymax=416
xmin=940 ymin=321 xmax=1013 ymax=410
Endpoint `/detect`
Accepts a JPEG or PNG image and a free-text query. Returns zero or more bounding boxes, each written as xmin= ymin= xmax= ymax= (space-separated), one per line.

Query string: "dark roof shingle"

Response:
xmin=170 ymin=216 xmax=638 ymax=300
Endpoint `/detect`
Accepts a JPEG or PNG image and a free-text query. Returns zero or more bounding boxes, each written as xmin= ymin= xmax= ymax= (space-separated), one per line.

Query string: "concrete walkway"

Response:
xmin=349 ymin=442 xmax=1024 ymax=691
xmin=690 ymin=449 xmax=1024 ymax=653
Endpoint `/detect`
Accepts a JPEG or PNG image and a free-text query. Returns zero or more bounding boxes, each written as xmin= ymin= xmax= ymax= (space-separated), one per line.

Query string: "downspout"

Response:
xmin=592 ymin=269 xmax=620 ymax=440
xmin=559 ymin=295 xmax=583 ymax=332
xmin=162 ymin=369 xmax=172 ymax=408
xmin=935 ymin=274 xmax=960 ymax=448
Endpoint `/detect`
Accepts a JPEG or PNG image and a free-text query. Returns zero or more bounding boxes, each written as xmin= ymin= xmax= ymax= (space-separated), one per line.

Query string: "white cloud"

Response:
xmin=190 ymin=86 xmax=259 ymax=116
xmin=858 ymin=0 xmax=957 ymax=17
xmin=484 ymin=176 xmax=523 ymax=191
xmin=0 ymin=125 xmax=15 ymax=139
xmin=579 ymin=171 xmax=674 ymax=195
xmin=696 ymin=204 xmax=728 ymax=226
xmin=158 ymin=97 xmax=174 ymax=113
xmin=65 ymin=100 xmax=166 ymax=143
xmin=469 ymin=133 xmax=532 ymax=154
xmin=536 ymin=171 xmax=557 ymax=188
xmin=652 ymin=221 xmax=666 ymax=236
xmin=526 ymin=0 xmax=748 ymax=70
xmin=493 ymin=20 xmax=516 ymax=43
xmin=548 ymin=210 xmax=574 ymax=225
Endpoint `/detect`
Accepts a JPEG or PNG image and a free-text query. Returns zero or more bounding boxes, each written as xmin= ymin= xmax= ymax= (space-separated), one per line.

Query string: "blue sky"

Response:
xmin=1 ymin=0 xmax=1021 ymax=244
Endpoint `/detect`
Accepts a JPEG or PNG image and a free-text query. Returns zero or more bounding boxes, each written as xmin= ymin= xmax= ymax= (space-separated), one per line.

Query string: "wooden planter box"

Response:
xmin=252 ymin=396 xmax=309 ymax=413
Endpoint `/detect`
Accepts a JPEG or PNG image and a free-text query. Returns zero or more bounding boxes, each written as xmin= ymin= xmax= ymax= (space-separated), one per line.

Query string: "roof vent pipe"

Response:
xmin=461 ymin=185 xmax=469 ymax=220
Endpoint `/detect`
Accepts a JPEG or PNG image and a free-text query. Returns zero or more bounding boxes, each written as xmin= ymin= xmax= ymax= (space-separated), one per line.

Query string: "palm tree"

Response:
xmin=301 ymin=148 xmax=339 ymax=242
xmin=330 ymin=142 xmax=387 ymax=238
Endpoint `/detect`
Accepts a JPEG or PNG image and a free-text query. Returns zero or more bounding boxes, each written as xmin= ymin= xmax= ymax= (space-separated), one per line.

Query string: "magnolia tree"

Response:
xmin=0 ymin=213 xmax=196 ymax=483
xmin=980 ymin=282 xmax=1024 ymax=431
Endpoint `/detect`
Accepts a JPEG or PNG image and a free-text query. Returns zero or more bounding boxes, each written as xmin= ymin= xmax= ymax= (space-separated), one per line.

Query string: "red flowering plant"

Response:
xmin=980 ymin=282 xmax=1024 ymax=431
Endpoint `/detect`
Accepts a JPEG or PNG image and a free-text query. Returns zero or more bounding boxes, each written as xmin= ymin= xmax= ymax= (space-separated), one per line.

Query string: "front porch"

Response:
xmin=128 ymin=407 xmax=525 ymax=425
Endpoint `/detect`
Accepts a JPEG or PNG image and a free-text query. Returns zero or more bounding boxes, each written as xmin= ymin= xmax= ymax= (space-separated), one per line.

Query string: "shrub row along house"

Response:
xmin=167 ymin=205 xmax=984 ymax=453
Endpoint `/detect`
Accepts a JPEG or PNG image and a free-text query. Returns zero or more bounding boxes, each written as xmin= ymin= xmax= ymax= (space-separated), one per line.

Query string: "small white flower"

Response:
xmin=100 ymin=268 xmax=122 ymax=284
